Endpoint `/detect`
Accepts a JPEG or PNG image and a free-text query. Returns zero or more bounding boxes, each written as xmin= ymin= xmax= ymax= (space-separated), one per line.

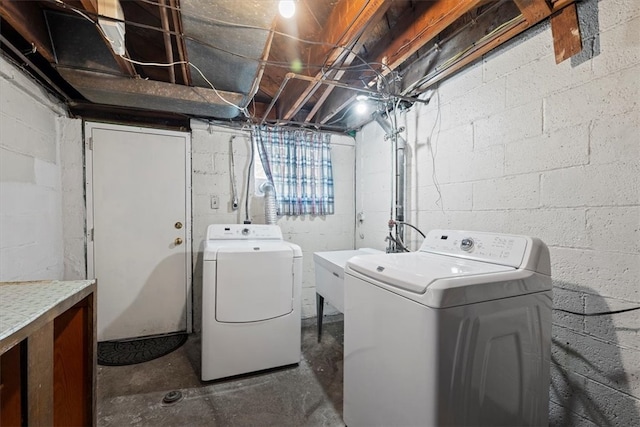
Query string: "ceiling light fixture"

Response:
xmin=279 ymin=0 xmax=296 ymax=19
xmin=355 ymin=100 xmax=369 ymax=115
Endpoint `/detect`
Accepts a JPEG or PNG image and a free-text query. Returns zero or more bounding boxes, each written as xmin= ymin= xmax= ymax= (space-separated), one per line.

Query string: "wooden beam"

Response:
xmin=316 ymin=0 xmax=579 ymax=125
xmin=315 ymin=0 xmax=485 ymax=124
xmin=0 ymin=0 xmax=55 ymax=62
xmin=169 ymin=0 xmax=190 ymax=84
xmin=550 ymin=3 xmax=582 ymax=63
xmin=277 ymin=0 xmax=392 ymax=120
xmin=315 ymin=0 xmax=486 ymax=124
xmin=305 ymin=12 xmax=386 ymax=122
xmin=513 ymin=0 xmax=552 ymax=25
xmin=372 ymin=0 xmax=484 ymax=73
xmin=28 ymin=322 xmax=54 ymax=426
xmin=249 ymin=100 xmax=278 ymax=122
xmin=158 ymin=0 xmax=176 ymax=83
xmin=79 ymin=0 xmax=98 ymax=14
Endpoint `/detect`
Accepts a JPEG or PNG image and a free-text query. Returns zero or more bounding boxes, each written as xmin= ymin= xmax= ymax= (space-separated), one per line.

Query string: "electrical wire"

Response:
xmin=45 ymin=0 xmax=394 ymax=98
xmin=245 ymin=133 xmax=255 ymax=223
xmin=117 ymin=56 xmax=249 ymax=116
xmin=427 ymin=86 xmax=443 ymax=210
xmin=398 ymin=222 xmax=425 ymax=238
xmin=553 ymin=306 xmax=640 ymax=317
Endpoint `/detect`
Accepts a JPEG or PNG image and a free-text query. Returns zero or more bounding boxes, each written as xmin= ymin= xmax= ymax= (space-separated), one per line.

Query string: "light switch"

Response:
xmin=211 ymin=195 xmax=219 ymax=209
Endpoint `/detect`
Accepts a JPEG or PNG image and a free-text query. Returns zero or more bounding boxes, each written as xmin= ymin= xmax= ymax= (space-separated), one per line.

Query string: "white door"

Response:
xmin=86 ymin=122 xmax=191 ymax=341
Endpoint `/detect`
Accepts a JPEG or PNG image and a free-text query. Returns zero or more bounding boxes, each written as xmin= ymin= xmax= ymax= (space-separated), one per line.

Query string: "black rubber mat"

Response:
xmin=97 ymin=333 xmax=188 ymax=366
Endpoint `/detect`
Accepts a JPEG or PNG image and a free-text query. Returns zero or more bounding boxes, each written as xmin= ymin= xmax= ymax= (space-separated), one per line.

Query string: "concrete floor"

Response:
xmin=97 ymin=317 xmax=345 ymax=427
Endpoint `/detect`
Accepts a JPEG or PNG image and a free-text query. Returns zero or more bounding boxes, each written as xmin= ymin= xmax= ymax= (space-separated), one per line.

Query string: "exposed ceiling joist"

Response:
xmin=78 ymin=0 xmax=97 ymax=14
xmin=513 ymin=0 xmax=552 ymax=25
xmin=277 ymin=0 xmax=392 ymax=121
xmin=372 ymin=0 xmax=484 ymax=74
xmin=315 ymin=0 xmax=485 ymax=125
xmin=0 ymin=0 xmax=586 ymax=132
xmin=0 ymin=0 xmax=55 ymax=63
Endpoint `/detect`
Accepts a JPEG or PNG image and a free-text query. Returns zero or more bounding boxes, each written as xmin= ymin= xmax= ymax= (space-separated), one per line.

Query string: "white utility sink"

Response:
xmin=313 ymin=248 xmax=382 ymax=341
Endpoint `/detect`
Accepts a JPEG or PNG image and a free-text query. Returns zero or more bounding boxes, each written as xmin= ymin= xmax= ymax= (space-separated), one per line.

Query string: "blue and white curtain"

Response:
xmin=253 ymin=125 xmax=334 ymax=216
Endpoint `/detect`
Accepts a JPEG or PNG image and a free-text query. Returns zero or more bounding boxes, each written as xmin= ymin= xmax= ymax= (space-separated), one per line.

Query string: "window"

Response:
xmin=252 ymin=126 xmax=334 ymax=216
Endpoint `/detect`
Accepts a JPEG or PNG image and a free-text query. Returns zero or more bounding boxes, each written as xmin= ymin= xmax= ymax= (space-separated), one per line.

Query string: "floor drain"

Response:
xmin=162 ymin=390 xmax=183 ymax=405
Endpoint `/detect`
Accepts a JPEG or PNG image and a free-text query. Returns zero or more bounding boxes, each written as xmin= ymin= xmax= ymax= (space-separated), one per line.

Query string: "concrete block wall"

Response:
xmin=191 ymin=120 xmax=355 ymax=330
xmin=59 ymin=117 xmax=85 ymax=279
xmin=355 ymin=0 xmax=639 ymax=425
xmin=0 ymin=56 xmax=69 ymax=281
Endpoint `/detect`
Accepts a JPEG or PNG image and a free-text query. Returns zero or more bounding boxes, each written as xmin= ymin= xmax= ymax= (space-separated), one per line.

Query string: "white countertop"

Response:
xmin=0 ymin=280 xmax=96 ymax=345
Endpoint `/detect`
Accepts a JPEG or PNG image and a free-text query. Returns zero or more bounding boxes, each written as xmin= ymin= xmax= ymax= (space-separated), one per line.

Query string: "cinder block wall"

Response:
xmin=355 ymin=0 xmax=639 ymax=425
xmin=0 ymin=56 xmax=73 ymax=280
xmin=191 ymin=120 xmax=355 ymax=329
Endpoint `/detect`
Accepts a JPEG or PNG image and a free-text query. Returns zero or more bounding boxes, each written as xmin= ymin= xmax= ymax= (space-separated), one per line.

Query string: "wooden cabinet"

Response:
xmin=0 ymin=280 xmax=96 ymax=426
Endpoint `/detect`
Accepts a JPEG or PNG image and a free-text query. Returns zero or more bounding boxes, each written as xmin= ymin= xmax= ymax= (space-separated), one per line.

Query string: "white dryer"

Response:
xmin=202 ymin=224 xmax=302 ymax=381
xmin=344 ymin=229 xmax=552 ymax=427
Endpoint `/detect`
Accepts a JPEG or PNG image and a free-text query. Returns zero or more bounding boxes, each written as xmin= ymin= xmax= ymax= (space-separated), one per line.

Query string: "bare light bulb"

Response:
xmin=355 ymin=100 xmax=368 ymax=115
xmin=279 ymin=0 xmax=295 ymax=18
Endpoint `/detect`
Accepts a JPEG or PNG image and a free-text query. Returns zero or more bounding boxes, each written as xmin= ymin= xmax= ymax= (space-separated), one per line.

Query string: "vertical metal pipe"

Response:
xmin=374 ymin=112 xmax=406 ymax=250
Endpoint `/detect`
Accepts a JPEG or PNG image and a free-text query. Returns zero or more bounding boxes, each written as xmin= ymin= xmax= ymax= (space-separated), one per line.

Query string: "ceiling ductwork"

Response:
xmin=43 ymin=0 xmax=278 ymax=119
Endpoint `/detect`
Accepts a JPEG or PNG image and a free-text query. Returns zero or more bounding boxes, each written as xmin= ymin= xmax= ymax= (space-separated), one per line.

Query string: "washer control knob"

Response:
xmin=242 ymin=228 xmax=250 ymax=236
xmin=460 ymin=238 xmax=474 ymax=251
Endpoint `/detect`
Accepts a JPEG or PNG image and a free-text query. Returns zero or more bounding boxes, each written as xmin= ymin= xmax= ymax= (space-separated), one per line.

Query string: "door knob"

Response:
xmin=175 ymin=237 xmax=183 ymax=245
xmin=175 ymin=222 xmax=183 ymax=229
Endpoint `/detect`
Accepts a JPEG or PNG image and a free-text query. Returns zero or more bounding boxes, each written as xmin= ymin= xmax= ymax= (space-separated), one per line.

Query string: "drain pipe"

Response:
xmin=374 ymin=111 xmax=406 ymax=252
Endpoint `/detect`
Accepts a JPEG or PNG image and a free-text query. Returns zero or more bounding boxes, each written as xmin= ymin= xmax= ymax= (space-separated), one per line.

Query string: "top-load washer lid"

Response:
xmin=347 ymin=252 xmax=515 ymax=294
xmin=346 ymin=229 xmax=552 ymax=308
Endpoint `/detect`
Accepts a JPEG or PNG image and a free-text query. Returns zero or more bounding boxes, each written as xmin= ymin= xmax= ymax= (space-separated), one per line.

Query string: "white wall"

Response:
xmin=356 ymin=0 xmax=639 ymax=425
xmin=0 ymin=56 xmax=71 ymax=281
xmin=59 ymin=117 xmax=85 ymax=279
xmin=191 ymin=120 xmax=355 ymax=329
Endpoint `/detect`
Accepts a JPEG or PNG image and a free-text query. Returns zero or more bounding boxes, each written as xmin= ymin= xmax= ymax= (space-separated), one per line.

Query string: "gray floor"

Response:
xmin=97 ymin=317 xmax=345 ymax=427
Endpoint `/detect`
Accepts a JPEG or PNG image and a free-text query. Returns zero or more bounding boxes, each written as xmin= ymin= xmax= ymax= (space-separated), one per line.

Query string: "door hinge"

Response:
xmin=90 ymin=228 xmax=94 ymax=241
xmin=88 ymin=136 xmax=93 ymax=150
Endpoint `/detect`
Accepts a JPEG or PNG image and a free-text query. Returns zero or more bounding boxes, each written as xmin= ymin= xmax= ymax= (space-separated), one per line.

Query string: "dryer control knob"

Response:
xmin=460 ymin=238 xmax=474 ymax=251
xmin=242 ymin=228 xmax=250 ymax=236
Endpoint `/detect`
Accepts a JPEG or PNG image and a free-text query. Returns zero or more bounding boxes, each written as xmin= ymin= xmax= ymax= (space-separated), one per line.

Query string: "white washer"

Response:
xmin=202 ymin=224 xmax=302 ymax=381
xmin=344 ymin=229 xmax=552 ymax=427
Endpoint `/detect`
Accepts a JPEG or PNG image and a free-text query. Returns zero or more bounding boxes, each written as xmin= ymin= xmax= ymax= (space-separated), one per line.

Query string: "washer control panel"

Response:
xmin=460 ymin=238 xmax=474 ymax=251
xmin=206 ymin=224 xmax=283 ymax=240
xmin=421 ymin=229 xmax=528 ymax=268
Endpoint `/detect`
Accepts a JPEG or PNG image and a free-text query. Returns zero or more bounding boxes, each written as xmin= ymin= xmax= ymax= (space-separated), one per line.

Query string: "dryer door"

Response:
xmin=216 ymin=244 xmax=294 ymax=322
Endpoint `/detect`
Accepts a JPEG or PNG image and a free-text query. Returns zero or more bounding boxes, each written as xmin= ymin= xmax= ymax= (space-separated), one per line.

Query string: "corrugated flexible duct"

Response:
xmin=260 ymin=181 xmax=278 ymax=225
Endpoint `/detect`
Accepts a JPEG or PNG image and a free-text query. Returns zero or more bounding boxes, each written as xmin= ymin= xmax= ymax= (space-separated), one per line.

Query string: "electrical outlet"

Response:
xmin=211 ymin=195 xmax=219 ymax=209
